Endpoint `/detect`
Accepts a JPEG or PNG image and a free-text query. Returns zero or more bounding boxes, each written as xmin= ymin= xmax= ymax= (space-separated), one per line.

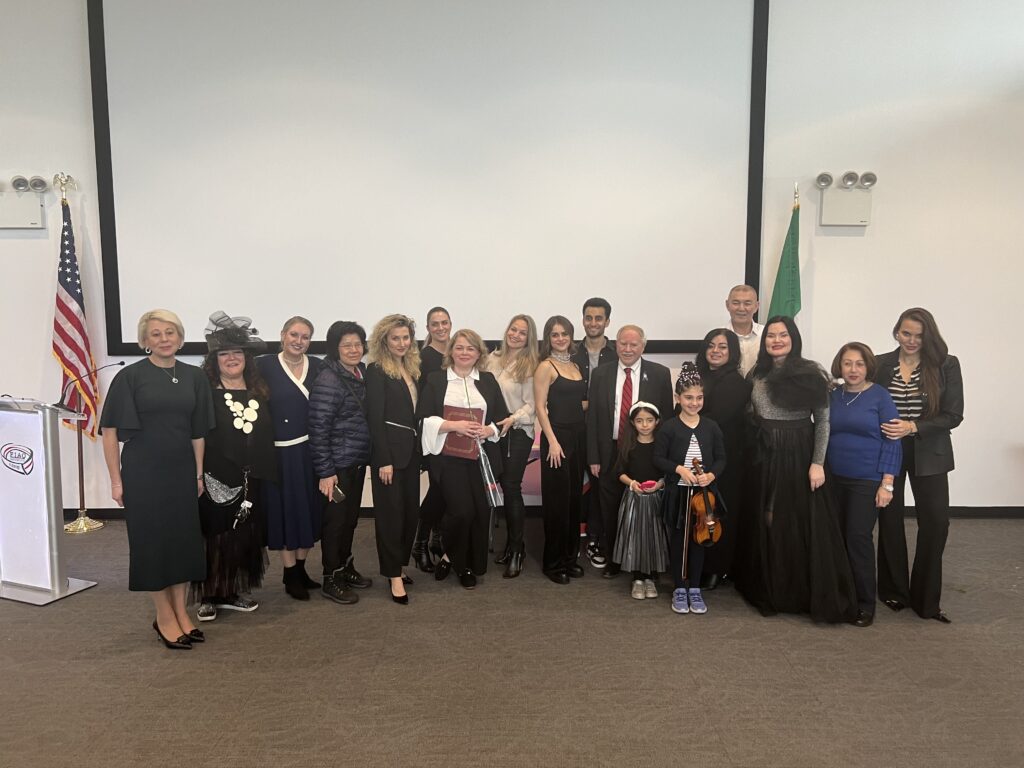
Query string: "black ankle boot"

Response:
xmin=494 ymin=544 xmax=511 ymax=565
xmin=503 ymin=548 xmax=524 ymax=578
xmin=428 ymin=530 xmax=444 ymax=560
xmin=412 ymin=539 xmax=435 ymax=573
xmin=296 ymin=558 xmax=321 ymax=589
xmin=283 ymin=565 xmax=310 ymax=601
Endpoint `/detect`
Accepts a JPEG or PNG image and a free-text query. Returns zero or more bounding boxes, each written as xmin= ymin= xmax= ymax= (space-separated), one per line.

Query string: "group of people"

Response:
xmin=100 ymin=285 xmax=963 ymax=650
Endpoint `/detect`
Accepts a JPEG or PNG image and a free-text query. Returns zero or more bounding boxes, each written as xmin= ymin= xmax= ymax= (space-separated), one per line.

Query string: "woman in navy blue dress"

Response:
xmin=257 ymin=316 xmax=325 ymax=600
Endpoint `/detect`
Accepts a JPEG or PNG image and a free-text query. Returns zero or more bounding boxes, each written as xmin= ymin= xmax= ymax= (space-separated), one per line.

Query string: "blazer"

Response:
xmin=364 ymin=362 xmax=420 ymax=471
xmin=586 ymin=358 xmax=675 ymax=472
xmin=873 ymin=350 xmax=964 ymax=476
xmin=416 ymin=369 xmax=511 ymax=479
xmin=571 ymin=339 xmax=617 ymax=389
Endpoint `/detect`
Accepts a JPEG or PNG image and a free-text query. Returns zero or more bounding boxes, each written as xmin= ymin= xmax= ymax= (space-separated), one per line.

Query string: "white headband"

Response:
xmin=629 ymin=401 xmax=660 ymax=418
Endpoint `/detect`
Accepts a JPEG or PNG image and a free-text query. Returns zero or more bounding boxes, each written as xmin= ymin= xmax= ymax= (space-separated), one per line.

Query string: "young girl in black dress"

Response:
xmin=653 ymin=363 xmax=726 ymax=615
xmin=612 ymin=403 xmax=668 ymax=600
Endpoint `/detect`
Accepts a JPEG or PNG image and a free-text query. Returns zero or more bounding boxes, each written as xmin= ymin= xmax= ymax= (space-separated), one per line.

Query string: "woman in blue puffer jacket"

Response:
xmin=308 ymin=321 xmax=372 ymax=606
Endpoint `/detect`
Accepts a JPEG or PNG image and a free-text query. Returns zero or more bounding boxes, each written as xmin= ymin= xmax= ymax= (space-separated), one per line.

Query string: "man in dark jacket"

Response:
xmin=586 ymin=324 xmax=674 ymax=576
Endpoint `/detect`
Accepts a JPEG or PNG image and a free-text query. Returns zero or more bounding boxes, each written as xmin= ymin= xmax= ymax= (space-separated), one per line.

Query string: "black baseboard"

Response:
xmin=64 ymin=506 xmax=1024 ymax=523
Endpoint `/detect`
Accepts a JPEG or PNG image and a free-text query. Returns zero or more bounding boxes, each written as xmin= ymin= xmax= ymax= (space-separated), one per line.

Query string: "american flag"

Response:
xmin=52 ymin=199 xmax=99 ymax=437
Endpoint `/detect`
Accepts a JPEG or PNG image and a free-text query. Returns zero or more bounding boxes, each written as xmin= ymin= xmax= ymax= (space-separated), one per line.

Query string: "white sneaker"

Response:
xmin=643 ymin=579 xmax=658 ymax=599
xmin=197 ymin=602 xmax=217 ymax=622
xmin=216 ymin=595 xmax=259 ymax=612
xmin=630 ymin=580 xmax=645 ymax=600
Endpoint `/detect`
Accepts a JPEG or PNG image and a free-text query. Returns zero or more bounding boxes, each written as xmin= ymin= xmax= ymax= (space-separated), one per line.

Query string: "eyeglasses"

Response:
xmin=339 ymin=342 xmax=364 ymax=350
xmin=216 ymin=350 xmax=244 ymax=358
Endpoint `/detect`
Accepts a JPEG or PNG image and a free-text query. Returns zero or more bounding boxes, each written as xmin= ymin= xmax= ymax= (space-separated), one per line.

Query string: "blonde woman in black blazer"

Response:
xmin=873 ymin=307 xmax=964 ymax=623
xmin=365 ymin=314 xmax=422 ymax=604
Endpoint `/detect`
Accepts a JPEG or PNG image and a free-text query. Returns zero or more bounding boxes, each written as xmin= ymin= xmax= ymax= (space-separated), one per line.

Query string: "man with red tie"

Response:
xmin=586 ymin=325 xmax=674 ymax=578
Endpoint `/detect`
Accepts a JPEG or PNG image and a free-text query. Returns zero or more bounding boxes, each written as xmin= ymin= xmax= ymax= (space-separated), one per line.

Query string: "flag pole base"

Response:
xmin=64 ymin=513 xmax=104 ymax=534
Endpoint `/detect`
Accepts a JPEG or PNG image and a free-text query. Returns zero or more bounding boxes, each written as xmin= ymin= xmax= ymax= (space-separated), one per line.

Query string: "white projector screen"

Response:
xmin=98 ymin=0 xmax=755 ymax=350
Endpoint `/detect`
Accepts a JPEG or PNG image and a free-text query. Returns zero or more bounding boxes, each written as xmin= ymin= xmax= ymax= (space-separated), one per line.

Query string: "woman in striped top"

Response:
xmin=874 ymin=308 xmax=964 ymax=623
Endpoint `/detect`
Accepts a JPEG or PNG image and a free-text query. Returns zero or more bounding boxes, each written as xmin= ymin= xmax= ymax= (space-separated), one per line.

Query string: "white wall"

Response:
xmin=760 ymin=0 xmax=1024 ymax=506
xmin=1 ymin=0 xmax=1020 ymax=508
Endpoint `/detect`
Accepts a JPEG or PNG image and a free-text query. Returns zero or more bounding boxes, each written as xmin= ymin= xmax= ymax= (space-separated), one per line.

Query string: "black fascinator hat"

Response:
xmin=205 ymin=310 xmax=266 ymax=353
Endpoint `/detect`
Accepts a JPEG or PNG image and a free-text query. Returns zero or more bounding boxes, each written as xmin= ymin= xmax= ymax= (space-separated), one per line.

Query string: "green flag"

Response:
xmin=768 ymin=202 xmax=801 ymax=318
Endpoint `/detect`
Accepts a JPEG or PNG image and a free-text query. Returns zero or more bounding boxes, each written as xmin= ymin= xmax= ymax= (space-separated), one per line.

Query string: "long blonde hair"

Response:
xmin=491 ymin=314 xmax=539 ymax=382
xmin=368 ymin=314 xmax=421 ymax=380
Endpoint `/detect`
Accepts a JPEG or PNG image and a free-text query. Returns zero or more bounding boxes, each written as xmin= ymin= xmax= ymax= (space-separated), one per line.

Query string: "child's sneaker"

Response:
xmin=631 ymin=580 xmax=645 ymax=600
xmin=643 ymin=579 xmax=658 ymax=599
xmin=688 ymin=588 xmax=707 ymax=614
xmin=671 ymin=588 xmax=689 ymax=614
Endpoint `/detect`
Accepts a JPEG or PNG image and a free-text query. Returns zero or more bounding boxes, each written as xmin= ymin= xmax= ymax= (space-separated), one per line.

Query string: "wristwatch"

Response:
xmin=882 ymin=483 xmax=894 ymax=492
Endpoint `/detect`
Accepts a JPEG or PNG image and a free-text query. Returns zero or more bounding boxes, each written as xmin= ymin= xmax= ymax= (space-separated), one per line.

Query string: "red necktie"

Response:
xmin=618 ymin=367 xmax=633 ymax=437
xmin=354 ymin=367 xmax=363 ymax=380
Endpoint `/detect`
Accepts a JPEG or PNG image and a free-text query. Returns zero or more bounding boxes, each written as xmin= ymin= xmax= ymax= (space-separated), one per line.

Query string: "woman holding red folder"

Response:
xmin=418 ymin=329 xmax=509 ymax=590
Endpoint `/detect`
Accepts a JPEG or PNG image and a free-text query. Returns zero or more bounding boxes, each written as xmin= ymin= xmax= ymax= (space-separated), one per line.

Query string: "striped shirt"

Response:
xmin=886 ymin=364 xmax=924 ymax=420
xmin=678 ymin=434 xmax=704 ymax=486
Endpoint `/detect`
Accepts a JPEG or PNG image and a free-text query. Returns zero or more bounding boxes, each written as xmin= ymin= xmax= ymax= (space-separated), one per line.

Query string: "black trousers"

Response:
xmin=877 ymin=439 xmax=950 ymax=618
xmin=669 ymin=521 xmax=705 ymax=590
xmin=435 ymin=454 xmax=491 ymax=575
xmin=540 ymin=425 xmax=585 ymax=573
xmin=599 ymin=450 xmax=626 ymax=563
xmin=832 ymin=475 xmax=879 ymax=615
xmin=498 ymin=429 xmax=532 ymax=552
xmin=370 ymin=464 xmax=420 ymax=578
xmin=321 ymin=465 xmax=366 ymax=575
xmin=417 ymin=458 xmax=445 ymax=542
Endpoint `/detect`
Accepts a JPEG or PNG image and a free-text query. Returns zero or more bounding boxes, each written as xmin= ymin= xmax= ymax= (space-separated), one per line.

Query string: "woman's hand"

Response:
xmin=676 ymin=466 xmax=698 ymax=485
xmin=379 ymin=465 xmax=394 ymax=485
xmin=809 ymin=463 xmax=825 ymax=491
xmin=547 ymin=441 xmax=565 ymax=468
xmin=111 ymin=482 xmax=124 ymax=507
xmin=197 ymin=476 xmax=205 ymax=498
xmin=876 ymin=485 xmax=893 ymax=508
xmin=628 ymin=479 xmax=641 ymax=493
xmin=696 ymin=472 xmax=715 ymax=488
xmin=451 ymin=420 xmax=485 ymax=438
xmin=497 ymin=416 xmax=516 ymax=437
xmin=881 ymin=419 xmax=916 ymax=439
xmin=319 ymin=475 xmax=338 ymax=499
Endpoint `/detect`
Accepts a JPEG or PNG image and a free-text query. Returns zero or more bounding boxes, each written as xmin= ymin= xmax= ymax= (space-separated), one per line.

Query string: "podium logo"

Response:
xmin=1 ymin=444 xmax=34 ymax=475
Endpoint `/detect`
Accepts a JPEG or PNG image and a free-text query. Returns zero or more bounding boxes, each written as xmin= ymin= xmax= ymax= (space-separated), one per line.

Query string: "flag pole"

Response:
xmin=56 ymin=174 xmax=103 ymax=534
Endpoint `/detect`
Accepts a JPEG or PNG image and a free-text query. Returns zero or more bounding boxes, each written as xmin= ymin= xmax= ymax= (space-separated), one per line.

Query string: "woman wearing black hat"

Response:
xmin=192 ymin=312 xmax=277 ymax=624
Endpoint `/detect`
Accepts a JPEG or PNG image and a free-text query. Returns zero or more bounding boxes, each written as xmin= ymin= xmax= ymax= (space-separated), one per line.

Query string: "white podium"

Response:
xmin=0 ymin=399 xmax=97 ymax=605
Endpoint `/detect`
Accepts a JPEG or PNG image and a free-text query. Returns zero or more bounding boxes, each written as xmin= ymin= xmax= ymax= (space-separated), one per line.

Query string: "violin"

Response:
xmin=689 ymin=458 xmax=722 ymax=548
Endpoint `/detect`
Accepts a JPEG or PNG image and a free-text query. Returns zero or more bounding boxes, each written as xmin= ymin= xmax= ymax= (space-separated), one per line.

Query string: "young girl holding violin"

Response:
xmin=653 ymin=363 xmax=726 ymax=615
xmin=611 ymin=403 xmax=668 ymax=600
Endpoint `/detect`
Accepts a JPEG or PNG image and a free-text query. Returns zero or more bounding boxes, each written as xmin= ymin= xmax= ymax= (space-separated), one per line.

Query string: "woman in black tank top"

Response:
xmin=534 ymin=316 xmax=588 ymax=584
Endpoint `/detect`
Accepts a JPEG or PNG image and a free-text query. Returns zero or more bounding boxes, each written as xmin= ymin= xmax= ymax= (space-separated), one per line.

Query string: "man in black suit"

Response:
xmin=586 ymin=324 xmax=674 ymax=577
xmin=571 ymin=298 xmax=618 ymax=567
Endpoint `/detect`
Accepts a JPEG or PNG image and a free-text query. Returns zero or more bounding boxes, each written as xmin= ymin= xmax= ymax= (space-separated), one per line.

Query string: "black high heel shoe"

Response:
xmin=152 ymin=621 xmax=192 ymax=650
xmin=883 ymin=599 xmax=907 ymax=612
xmin=389 ymin=579 xmax=409 ymax=605
xmin=494 ymin=544 xmax=511 ymax=566
xmin=187 ymin=628 xmax=205 ymax=643
xmin=401 ymin=573 xmax=414 ymax=585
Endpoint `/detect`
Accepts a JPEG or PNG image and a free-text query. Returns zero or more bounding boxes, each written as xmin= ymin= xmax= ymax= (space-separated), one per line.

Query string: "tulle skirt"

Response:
xmin=612 ymin=489 xmax=669 ymax=574
xmin=191 ymin=486 xmax=268 ymax=602
xmin=734 ymin=418 xmax=857 ymax=623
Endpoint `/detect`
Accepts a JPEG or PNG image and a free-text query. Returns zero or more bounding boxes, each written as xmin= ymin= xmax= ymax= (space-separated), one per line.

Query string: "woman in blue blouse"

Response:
xmin=826 ymin=342 xmax=902 ymax=627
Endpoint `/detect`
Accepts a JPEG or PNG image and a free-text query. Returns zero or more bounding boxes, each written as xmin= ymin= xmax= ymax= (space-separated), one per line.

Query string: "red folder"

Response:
xmin=441 ymin=405 xmax=483 ymax=460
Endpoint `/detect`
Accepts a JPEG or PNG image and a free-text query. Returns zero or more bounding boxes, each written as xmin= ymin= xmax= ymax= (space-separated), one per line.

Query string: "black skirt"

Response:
xmin=735 ymin=418 xmax=857 ymax=623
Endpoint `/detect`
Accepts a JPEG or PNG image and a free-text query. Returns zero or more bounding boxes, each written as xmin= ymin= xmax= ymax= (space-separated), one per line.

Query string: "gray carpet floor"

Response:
xmin=1 ymin=518 xmax=1022 ymax=768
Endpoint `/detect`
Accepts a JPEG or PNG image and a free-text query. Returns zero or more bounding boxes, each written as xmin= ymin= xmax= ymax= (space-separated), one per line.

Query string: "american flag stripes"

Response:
xmin=52 ymin=199 xmax=99 ymax=437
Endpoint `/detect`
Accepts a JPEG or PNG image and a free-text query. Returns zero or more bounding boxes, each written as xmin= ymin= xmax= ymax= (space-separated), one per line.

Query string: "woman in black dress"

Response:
xmin=694 ymin=328 xmax=752 ymax=589
xmin=412 ymin=306 xmax=452 ymax=571
xmin=533 ymin=316 xmax=588 ymax=585
xmin=874 ymin=308 xmax=964 ymax=623
xmin=734 ymin=316 xmax=857 ymax=623
xmin=418 ymin=329 xmax=510 ymax=590
xmin=193 ymin=313 xmax=276 ymax=623
xmin=101 ymin=309 xmax=215 ymax=649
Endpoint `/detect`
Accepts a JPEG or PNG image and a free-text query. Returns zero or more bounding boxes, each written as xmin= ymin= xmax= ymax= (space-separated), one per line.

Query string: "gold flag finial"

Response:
xmin=794 ymin=181 xmax=800 ymax=207
xmin=53 ymin=172 xmax=76 ymax=202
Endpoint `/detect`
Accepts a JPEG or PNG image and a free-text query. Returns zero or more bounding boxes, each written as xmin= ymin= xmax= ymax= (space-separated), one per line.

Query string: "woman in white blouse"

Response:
xmin=484 ymin=314 xmax=539 ymax=578
xmin=418 ymin=329 xmax=511 ymax=590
